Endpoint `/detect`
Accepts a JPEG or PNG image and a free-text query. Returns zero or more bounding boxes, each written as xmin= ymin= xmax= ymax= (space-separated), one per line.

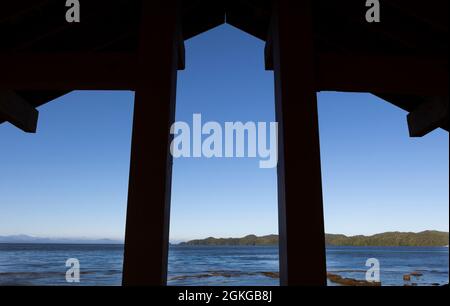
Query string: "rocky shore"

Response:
xmin=169 ymin=270 xmax=447 ymax=286
xmin=326 ymin=272 xmax=381 ymax=286
xmin=169 ymin=270 xmax=381 ymax=285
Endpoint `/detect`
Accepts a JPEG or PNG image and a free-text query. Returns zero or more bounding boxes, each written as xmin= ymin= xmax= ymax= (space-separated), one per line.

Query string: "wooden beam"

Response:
xmin=0 ymin=1 xmax=50 ymax=23
xmin=271 ymin=0 xmax=327 ymax=286
xmin=122 ymin=0 xmax=182 ymax=286
xmin=386 ymin=0 xmax=449 ymax=32
xmin=407 ymin=96 xmax=449 ymax=137
xmin=177 ymin=31 xmax=186 ymax=70
xmin=0 ymin=53 xmax=138 ymax=90
xmin=316 ymin=54 xmax=448 ymax=96
xmin=0 ymin=91 xmax=38 ymax=133
xmin=266 ymin=48 xmax=448 ymax=96
xmin=264 ymin=31 xmax=273 ymax=70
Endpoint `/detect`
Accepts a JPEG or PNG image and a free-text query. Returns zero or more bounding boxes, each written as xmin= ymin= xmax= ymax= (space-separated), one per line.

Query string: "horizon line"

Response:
xmin=1 ymin=229 xmax=448 ymax=244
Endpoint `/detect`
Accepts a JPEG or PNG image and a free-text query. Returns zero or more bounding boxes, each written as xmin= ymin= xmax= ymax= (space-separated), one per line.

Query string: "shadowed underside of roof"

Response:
xmin=1 ymin=0 xmax=447 ymax=54
xmin=0 ymin=0 xmax=448 ymax=134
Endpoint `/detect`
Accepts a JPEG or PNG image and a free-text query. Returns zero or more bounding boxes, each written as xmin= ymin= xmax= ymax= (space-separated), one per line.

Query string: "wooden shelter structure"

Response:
xmin=0 ymin=0 xmax=448 ymax=285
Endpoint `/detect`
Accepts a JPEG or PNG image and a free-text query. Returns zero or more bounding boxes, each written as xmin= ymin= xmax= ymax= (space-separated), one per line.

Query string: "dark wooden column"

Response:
xmin=269 ymin=0 xmax=327 ymax=285
xmin=122 ymin=0 xmax=184 ymax=286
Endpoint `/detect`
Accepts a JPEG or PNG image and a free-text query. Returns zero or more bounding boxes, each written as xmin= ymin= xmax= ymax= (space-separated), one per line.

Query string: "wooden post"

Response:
xmin=122 ymin=0 xmax=183 ymax=286
xmin=269 ymin=0 xmax=327 ymax=285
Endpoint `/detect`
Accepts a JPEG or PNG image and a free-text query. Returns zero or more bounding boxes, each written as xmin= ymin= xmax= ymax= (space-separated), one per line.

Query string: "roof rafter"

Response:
xmin=0 ymin=91 xmax=39 ymax=133
xmin=0 ymin=53 xmax=139 ymax=90
xmin=316 ymin=54 xmax=448 ymax=96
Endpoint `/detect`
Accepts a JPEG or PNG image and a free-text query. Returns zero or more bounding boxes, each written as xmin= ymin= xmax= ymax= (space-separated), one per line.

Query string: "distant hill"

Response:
xmin=179 ymin=235 xmax=278 ymax=246
xmin=0 ymin=235 xmax=123 ymax=244
xmin=179 ymin=231 xmax=449 ymax=247
xmin=325 ymin=231 xmax=449 ymax=247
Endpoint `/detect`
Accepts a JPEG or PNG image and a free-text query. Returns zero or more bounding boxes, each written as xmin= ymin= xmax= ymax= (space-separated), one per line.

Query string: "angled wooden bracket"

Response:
xmin=0 ymin=91 xmax=38 ymax=133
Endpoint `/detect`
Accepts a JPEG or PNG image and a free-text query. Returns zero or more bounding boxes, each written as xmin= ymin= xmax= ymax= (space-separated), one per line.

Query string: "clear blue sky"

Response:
xmin=0 ymin=25 xmax=448 ymax=242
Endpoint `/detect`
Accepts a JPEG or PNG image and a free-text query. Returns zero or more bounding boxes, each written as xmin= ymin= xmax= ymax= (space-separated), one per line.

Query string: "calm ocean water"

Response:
xmin=0 ymin=244 xmax=447 ymax=286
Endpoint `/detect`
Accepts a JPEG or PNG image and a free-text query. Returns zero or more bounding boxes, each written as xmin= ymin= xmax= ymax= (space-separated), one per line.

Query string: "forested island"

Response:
xmin=178 ymin=231 xmax=449 ymax=247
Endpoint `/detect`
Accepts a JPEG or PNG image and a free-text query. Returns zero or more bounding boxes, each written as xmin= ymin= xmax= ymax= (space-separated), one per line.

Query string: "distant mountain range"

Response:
xmin=0 ymin=235 xmax=122 ymax=244
xmin=179 ymin=231 xmax=449 ymax=247
xmin=1 ymin=231 xmax=448 ymax=246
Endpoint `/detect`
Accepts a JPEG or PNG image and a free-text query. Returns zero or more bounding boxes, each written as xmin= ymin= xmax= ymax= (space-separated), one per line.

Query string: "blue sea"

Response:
xmin=0 ymin=244 xmax=447 ymax=286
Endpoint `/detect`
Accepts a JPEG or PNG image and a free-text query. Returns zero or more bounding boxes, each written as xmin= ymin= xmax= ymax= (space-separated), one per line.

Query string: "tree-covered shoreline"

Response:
xmin=178 ymin=231 xmax=449 ymax=247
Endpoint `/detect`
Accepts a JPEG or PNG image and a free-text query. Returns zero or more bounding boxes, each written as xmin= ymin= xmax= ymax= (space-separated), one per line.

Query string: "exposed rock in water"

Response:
xmin=169 ymin=271 xmax=279 ymax=281
xmin=327 ymin=272 xmax=381 ymax=286
xmin=261 ymin=271 xmax=279 ymax=279
xmin=171 ymin=270 xmax=443 ymax=286
xmin=403 ymin=271 xmax=423 ymax=283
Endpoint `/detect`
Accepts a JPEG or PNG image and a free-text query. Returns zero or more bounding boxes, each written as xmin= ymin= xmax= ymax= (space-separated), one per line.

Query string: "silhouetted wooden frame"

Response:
xmin=268 ymin=0 xmax=327 ymax=286
xmin=1 ymin=0 xmax=447 ymax=286
xmin=121 ymin=0 xmax=184 ymax=286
